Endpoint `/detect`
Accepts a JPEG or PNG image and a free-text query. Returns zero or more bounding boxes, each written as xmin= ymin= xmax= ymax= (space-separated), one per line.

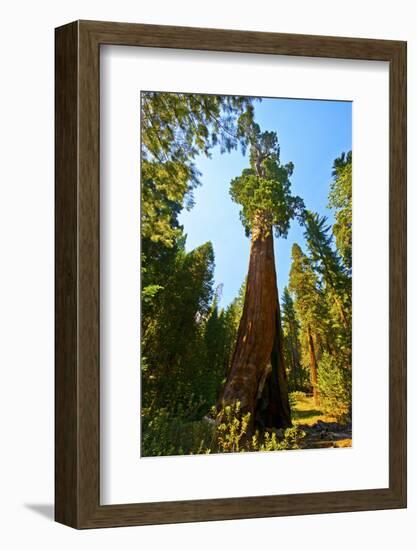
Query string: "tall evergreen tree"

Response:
xmin=304 ymin=211 xmax=351 ymax=332
xmin=288 ymin=243 xmax=328 ymax=404
xmin=220 ymin=124 xmax=304 ymax=430
xmin=281 ymin=287 xmax=303 ymax=391
xmin=142 ymin=241 xmax=215 ymax=410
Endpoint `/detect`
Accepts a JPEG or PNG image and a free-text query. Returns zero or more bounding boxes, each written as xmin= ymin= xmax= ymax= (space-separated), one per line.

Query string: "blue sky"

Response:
xmin=178 ymin=97 xmax=352 ymax=309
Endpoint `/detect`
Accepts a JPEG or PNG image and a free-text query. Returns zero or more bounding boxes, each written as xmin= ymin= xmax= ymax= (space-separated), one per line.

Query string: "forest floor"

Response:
xmin=291 ymin=393 xmax=352 ymax=449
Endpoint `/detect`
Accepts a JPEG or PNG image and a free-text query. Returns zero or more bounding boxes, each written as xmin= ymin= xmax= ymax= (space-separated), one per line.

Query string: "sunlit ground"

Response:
xmin=292 ymin=393 xmax=352 ymax=449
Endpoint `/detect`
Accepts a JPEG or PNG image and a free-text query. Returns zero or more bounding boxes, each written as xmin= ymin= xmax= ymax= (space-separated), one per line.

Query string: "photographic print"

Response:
xmin=141 ymin=92 xmax=352 ymax=457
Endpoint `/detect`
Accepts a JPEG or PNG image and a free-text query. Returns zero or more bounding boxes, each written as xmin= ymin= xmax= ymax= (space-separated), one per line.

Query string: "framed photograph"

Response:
xmin=55 ymin=20 xmax=406 ymax=528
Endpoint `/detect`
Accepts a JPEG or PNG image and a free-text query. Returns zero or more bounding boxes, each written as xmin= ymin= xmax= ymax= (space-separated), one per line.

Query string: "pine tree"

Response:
xmin=288 ymin=243 xmax=327 ymax=404
xmin=304 ymin=211 xmax=351 ymax=332
xmin=281 ymin=287 xmax=303 ymax=391
xmin=142 ymin=241 xmax=215 ymax=410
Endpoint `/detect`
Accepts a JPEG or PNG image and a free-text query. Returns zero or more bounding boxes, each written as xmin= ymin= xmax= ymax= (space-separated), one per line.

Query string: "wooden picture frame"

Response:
xmin=55 ymin=20 xmax=407 ymax=529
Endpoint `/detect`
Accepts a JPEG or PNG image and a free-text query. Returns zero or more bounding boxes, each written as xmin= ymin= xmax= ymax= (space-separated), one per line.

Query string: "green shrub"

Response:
xmin=214 ymin=402 xmax=251 ymax=453
xmin=214 ymin=402 xmax=305 ymax=453
xmin=290 ymin=390 xmax=307 ymax=400
xmin=141 ymin=407 xmax=214 ymax=457
xmin=289 ymin=390 xmax=307 ymax=410
xmin=317 ymin=352 xmax=351 ymax=423
xmin=249 ymin=426 xmax=305 ymax=451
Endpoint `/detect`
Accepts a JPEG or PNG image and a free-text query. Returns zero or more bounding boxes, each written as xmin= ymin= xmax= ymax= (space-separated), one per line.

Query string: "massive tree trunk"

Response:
xmin=307 ymin=325 xmax=319 ymax=406
xmin=220 ymin=222 xmax=292 ymax=430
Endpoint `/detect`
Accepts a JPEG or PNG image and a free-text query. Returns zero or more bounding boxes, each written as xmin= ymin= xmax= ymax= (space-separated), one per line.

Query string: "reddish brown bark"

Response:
xmin=307 ymin=325 xmax=319 ymax=406
xmin=220 ymin=224 xmax=291 ymax=430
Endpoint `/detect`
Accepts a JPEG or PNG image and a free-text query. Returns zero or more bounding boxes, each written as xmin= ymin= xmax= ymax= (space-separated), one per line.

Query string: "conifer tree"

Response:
xmin=281 ymin=287 xmax=303 ymax=390
xmin=288 ymin=243 xmax=326 ymax=404
xmin=220 ymin=124 xmax=304 ymax=429
xmin=304 ymin=211 xmax=351 ymax=332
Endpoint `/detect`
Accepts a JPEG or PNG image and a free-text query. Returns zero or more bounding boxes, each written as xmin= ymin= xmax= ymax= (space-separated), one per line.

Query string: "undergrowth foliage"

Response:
xmin=317 ymin=352 xmax=352 ymax=423
xmin=142 ymin=402 xmax=306 ymax=457
xmin=213 ymin=402 xmax=306 ymax=453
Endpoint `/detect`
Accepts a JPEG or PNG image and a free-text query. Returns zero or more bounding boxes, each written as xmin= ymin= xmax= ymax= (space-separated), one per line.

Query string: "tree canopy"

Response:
xmin=141 ymin=92 xmax=257 ymax=246
xmin=229 ymin=124 xmax=304 ymax=238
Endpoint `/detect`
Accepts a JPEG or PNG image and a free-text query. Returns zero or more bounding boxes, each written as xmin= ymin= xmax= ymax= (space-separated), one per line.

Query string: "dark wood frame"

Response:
xmin=55 ymin=20 xmax=407 ymax=529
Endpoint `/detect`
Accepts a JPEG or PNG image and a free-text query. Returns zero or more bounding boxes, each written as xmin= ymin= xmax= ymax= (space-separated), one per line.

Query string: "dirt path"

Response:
xmin=292 ymin=393 xmax=352 ymax=449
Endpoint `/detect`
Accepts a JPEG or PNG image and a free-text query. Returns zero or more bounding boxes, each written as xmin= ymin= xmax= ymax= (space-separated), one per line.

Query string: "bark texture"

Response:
xmin=221 ymin=225 xmax=292 ymax=430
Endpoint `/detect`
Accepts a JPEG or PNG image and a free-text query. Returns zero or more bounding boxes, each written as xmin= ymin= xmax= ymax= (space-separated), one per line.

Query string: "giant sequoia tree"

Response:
xmin=220 ymin=125 xmax=304 ymax=430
